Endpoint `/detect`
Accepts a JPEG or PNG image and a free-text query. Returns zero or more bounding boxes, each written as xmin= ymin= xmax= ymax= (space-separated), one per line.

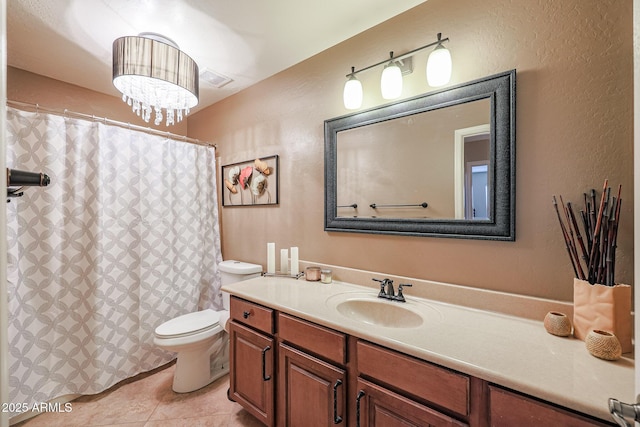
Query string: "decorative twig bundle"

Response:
xmin=552 ymin=180 xmax=622 ymax=286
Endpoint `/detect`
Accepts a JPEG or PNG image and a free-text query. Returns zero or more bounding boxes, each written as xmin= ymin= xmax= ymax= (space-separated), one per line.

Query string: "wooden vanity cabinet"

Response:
xmin=228 ymin=296 xmax=613 ymax=427
xmin=229 ymin=297 xmax=276 ymax=427
xmin=277 ymin=313 xmax=348 ymax=426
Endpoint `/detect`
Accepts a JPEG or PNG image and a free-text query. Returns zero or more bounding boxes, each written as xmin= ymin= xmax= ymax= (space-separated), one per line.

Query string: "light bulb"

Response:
xmin=343 ymin=74 xmax=363 ymax=109
xmin=427 ymin=44 xmax=452 ymax=87
xmin=380 ymin=61 xmax=402 ymax=99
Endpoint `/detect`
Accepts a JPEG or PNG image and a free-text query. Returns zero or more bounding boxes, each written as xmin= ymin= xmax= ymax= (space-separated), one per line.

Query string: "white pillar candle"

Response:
xmin=267 ymin=242 xmax=275 ymax=274
xmin=280 ymin=249 xmax=288 ymax=274
xmin=290 ymin=247 xmax=299 ymax=275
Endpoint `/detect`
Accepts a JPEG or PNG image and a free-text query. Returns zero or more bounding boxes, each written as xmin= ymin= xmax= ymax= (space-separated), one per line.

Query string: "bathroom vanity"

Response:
xmin=223 ymin=276 xmax=632 ymax=426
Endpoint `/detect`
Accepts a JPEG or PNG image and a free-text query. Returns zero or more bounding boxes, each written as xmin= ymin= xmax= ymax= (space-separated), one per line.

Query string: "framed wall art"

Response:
xmin=221 ymin=155 xmax=279 ymax=206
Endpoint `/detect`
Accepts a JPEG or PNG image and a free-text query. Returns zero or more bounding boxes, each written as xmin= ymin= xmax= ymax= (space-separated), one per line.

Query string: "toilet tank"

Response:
xmin=219 ymin=260 xmax=262 ymax=285
xmin=219 ymin=260 xmax=262 ymax=309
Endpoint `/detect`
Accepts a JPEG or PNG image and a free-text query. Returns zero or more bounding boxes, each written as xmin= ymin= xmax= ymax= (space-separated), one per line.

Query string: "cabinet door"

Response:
xmin=355 ymin=378 xmax=467 ymax=427
xmin=229 ymin=321 xmax=275 ymax=427
xmin=278 ymin=343 xmax=347 ymax=427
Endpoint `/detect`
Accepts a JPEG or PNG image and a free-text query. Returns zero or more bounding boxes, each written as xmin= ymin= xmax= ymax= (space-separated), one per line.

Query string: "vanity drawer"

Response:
xmin=488 ymin=385 xmax=612 ymax=427
xmin=278 ymin=313 xmax=346 ymax=365
xmin=230 ymin=297 xmax=274 ymax=335
xmin=357 ymin=340 xmax=469 ymax=417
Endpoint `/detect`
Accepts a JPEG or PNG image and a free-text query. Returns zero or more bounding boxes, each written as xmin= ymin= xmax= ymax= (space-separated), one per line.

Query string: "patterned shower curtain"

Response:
xmin=5 ymin=107 xmax=222 ymax=415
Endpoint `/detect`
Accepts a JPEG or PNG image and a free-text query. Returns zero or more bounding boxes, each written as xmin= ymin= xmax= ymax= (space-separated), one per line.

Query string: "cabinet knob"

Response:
xmin=243 ymin=310 xmax=251 ymax=319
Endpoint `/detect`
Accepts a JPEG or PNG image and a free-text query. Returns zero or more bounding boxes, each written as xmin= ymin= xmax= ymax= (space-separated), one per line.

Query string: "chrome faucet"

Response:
xmin=372 ymin=278 xmax=412 ymax=302
xmin=373 ymin=278 xmax=393 ymax=298
xmin=385 ymin=279 xmax=395 ymax=298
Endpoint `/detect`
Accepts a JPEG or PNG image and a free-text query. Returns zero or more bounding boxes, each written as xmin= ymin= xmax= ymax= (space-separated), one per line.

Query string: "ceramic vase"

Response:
xmin=573 ymin=278 xmax=632 ymax=353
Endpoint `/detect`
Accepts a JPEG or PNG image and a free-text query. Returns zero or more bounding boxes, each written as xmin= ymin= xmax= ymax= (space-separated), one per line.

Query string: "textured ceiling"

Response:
xmin=8 ymin=0 xmax=427 ymax=112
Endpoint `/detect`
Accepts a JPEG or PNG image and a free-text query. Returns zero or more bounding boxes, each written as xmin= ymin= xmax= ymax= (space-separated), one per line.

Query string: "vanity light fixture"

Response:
xmin=342 ymin=33 xmax=451 ymax=110
xmin=112 ymin=32 xmax=199 ymax=126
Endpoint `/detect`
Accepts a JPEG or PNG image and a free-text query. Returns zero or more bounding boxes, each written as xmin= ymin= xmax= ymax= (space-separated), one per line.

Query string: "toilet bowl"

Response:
xmin=154 ymin=260 xmax=262 ymax=393
xmin=154 ymin=309 xmax=227 ymax=393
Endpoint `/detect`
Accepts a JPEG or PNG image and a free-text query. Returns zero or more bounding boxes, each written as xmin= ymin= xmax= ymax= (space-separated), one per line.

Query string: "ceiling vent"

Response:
xmin=200 ymin=68 xmax=233 ymax=88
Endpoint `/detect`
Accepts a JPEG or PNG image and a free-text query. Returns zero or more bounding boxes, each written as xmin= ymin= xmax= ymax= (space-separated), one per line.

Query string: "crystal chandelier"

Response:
xmin=112 ymin=33 xmax=199 ymax=126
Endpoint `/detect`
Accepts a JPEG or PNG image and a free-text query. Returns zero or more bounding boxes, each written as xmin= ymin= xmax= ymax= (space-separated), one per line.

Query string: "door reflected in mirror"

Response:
xmin=454 ymin=123 xmax=490 ymax=220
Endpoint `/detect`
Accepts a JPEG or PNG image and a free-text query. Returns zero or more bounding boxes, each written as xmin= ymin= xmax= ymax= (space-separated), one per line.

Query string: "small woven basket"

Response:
xmin=585 ymin=329 xmax=622 ymax=361
xmin=543 ymin=312 xmax=572 ymax=337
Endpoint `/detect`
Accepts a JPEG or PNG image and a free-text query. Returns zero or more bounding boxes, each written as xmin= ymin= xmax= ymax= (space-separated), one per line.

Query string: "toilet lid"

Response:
xmin=155 ymin=309 xmax=221 ymax=338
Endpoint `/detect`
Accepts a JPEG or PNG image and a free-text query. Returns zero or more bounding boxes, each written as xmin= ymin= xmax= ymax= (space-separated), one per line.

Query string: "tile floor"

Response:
xmin=14 ymin=362 xmax=263 ymax=427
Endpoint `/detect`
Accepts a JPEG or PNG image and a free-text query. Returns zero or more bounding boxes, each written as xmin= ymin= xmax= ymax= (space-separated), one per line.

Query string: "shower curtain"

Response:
xmin=5 ymin=107 xmax=222 ymax=415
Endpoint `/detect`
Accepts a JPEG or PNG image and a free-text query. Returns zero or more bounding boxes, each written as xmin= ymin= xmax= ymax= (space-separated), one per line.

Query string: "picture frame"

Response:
xmin=221 ymin=155 xmax=279 ymax=206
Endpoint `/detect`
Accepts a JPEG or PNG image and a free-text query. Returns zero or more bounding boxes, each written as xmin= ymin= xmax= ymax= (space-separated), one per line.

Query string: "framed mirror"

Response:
xmin=324 ymin=70 xmax=515 ymax=240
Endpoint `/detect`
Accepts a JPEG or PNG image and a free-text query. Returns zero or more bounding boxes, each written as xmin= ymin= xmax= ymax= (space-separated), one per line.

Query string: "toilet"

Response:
xmin=154 ymin=260 xmax=262 ymax=393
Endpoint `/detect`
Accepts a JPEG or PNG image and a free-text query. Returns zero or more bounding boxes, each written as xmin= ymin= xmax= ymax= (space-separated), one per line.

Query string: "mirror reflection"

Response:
xmin=336 ymin=99 xmax=490 ymax=220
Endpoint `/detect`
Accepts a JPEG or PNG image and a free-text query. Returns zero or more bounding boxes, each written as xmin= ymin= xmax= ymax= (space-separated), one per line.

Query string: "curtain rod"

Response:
xmin=6 ymin=100 xmax=217 ymax=149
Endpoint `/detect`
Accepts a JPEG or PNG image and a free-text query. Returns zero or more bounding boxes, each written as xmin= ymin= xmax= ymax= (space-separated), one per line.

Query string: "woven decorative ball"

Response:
xmin=585 ymin=330 xmax=622 ymax=361
xmin=543 ymin=311 xmax=572 ymax=337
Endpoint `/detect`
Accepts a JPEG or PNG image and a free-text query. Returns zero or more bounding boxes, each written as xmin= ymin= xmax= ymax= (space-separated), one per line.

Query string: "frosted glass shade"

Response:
xmin=426 ymin=45 xmax=452 ymax=87
xmin=343 ymin=76 xmax=363 ymax=109
xmin=380 ymin=62 xmax=402 ymax=99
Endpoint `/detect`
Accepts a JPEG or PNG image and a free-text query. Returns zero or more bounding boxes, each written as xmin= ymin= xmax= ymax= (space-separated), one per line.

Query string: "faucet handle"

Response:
xmin=396 ymin=283 xmax=413 ymax=301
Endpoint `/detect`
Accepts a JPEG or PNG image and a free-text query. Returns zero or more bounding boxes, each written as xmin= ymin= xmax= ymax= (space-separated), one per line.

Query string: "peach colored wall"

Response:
xmin=7 ymin=67 xmax=188 ymax=136
xmin=188 ymin=0 xmax=633 ymax=301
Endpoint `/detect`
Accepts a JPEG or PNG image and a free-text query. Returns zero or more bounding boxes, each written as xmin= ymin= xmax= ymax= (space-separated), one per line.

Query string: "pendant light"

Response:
xmin=112 ymin=33 xmax=199 ymax=126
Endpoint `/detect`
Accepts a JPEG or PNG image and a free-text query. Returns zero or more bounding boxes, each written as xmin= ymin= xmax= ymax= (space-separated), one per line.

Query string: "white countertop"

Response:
xmin=222 ymin=276 xmax=634 ymax=422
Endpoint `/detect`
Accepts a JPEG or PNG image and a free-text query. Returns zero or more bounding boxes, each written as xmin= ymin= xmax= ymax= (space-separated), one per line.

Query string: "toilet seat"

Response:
xmin=155 ymin=309 xmax=221 ymax=339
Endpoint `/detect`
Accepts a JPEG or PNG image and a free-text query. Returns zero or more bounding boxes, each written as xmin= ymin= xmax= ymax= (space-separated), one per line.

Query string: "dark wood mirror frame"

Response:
xmin=324 ymin=69 xmax=516 ymax=240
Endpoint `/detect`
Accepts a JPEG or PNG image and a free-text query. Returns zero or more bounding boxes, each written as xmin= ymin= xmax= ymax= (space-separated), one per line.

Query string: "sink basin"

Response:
xmin=335 ymin=299 xmax=424 ymax=328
